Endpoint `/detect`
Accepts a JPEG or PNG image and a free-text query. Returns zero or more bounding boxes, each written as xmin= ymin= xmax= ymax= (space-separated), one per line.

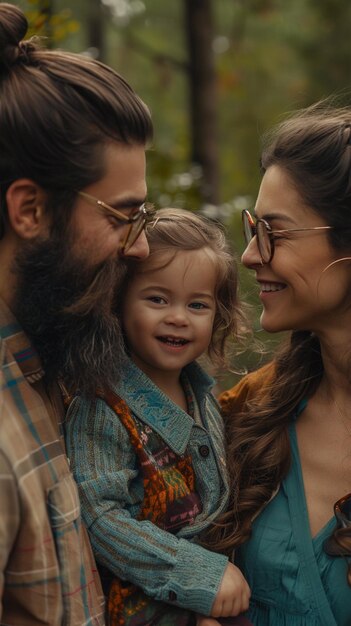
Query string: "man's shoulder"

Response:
xmin=0 ymin=327 xmax=27 ymax=390
xmin=0 ymin=344 xmax=66 ymax=476
xmin=0 ymin=333 xmax=7 ymax=368
xmin=0 ymin=336 xmax=19 ymax=431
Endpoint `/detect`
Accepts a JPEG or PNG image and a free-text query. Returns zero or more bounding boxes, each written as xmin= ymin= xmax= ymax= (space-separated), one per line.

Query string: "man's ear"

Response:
xmin=5 ymin=179 xmax=49 ymax=240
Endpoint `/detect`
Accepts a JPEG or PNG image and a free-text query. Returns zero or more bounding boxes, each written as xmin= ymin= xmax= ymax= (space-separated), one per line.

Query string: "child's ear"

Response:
xmin=5 ymin=179 xmax=49 ymax=240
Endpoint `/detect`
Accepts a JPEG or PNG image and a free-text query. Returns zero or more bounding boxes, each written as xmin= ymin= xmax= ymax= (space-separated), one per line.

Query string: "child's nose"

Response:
xmin=164 ymin=307 xmax=188 ymax=326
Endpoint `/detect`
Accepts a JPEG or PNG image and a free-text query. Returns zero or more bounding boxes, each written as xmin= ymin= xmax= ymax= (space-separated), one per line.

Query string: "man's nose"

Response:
xmin=122 ymin=230 xmax=149 ymax=259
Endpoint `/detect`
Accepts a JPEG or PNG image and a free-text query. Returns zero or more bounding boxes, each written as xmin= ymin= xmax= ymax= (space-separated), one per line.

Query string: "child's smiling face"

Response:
xmin=122 ymin=247 xmax=217 ymax=383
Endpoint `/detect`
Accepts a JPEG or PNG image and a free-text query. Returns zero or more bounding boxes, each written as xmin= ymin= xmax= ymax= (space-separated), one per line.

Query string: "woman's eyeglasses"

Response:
xmin=78 ymin=191 xmax=155 ymax=253
xmin=242 ymin=209 xmax=333 ymax=264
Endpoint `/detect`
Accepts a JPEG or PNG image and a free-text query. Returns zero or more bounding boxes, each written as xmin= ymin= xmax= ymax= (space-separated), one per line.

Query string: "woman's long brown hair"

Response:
xmin=203 ymin=100 xmax=351 ymax=584
xmin=204 ymin=330 xmax=323 ymax=551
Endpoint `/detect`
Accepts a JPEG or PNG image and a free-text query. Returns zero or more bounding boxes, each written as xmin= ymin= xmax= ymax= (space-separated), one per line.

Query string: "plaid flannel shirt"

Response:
xmin=0 ymin=299 xmax=105 ymax=625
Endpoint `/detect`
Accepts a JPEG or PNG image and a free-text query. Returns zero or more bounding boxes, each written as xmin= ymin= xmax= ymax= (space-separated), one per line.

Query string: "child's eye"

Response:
xmin=147 ymin=295 xmax=167 ymax=304
xmin=189 ymin=302 xmax=208 ymax=310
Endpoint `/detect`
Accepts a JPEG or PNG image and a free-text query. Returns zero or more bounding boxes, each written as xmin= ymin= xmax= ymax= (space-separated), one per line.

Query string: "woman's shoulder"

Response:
xmin=218 ymin=361 xmax=276 ymax=417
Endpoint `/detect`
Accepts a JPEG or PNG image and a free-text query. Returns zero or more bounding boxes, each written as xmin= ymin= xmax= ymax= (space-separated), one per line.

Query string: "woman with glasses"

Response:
xmin=201 ymin=101 xmax=351 ymax=626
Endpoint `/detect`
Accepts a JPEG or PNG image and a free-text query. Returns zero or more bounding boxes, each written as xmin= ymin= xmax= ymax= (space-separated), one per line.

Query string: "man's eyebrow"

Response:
xmin=108 ymin=197 xmax=147 ymax=210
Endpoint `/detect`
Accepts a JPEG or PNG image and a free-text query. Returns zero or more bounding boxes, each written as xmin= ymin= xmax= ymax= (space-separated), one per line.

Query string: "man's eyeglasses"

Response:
xmin=78 ymin=191 xmax=155 ymax=253
xmin=242 ymin=209 xmax=333 ymax=264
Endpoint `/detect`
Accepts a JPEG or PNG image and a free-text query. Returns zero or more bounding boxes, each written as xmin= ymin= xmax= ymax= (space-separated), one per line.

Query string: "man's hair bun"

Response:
xmin=0 ymin=3 xmax=29 ymax=72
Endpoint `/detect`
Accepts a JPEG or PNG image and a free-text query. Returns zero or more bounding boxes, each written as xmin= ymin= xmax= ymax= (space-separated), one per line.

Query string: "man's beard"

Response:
xmin=12 ymin=236 xmax=127 ymax=397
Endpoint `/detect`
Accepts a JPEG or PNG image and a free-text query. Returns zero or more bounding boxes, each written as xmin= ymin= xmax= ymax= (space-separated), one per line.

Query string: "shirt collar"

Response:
xmin=113 ymin=355 xmax=215 ymax=454
xmin=0 ymin=298 xmax=45 ymax=383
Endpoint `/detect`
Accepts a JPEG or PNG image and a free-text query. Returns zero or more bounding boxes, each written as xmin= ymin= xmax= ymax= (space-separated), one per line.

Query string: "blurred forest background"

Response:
xmin=15 ymin=0 xmax=351 ymax=386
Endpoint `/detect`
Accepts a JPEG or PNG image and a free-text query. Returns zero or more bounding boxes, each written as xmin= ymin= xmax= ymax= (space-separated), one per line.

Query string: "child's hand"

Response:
xmin=210 ymin=563 xmax=251 ymax=617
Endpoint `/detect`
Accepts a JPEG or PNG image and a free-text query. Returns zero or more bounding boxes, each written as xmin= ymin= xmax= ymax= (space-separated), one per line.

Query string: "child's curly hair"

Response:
xmin=118 ymin=207 xmax=248 ymax=369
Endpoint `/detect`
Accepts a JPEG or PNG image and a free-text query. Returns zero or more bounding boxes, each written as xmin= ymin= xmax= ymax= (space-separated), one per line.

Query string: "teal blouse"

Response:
xmin=236 ymin=417 xmax=350 ymax=626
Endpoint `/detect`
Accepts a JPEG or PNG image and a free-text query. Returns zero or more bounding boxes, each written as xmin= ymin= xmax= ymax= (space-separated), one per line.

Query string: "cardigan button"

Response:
xmin=199 ymin=444 xmax=210 ymax=457
xmin=168 ymin=590 xmax=177 ymax=601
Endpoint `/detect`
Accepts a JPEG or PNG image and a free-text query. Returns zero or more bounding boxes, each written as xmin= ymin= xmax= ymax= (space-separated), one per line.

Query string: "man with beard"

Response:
xmin=0 ymin=3 xmax=153 ymax=624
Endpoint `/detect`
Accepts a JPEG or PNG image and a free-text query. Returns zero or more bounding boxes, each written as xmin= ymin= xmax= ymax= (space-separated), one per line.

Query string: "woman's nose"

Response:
xmin=241 ymin=236 xmax=262 ymax=268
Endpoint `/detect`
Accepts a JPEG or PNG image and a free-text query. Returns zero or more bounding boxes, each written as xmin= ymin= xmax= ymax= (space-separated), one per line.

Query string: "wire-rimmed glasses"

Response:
xmin=78 ymin=190 xmax=155 ymax=253
xmin=242 ymin=209 xmax=333 ymax=264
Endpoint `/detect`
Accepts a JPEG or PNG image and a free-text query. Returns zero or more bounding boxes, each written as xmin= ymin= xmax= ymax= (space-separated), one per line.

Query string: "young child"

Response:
xmin=65 ymin=208 xmax=250 ymax=625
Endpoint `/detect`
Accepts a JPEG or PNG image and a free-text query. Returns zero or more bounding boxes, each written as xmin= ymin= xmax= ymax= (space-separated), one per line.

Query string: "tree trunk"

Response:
xmin=87 ymin=0 xmax=105 ymax=61
xmin=183 ymin=0 xmax=219 ymax=205
xmin=39 ymin=0 xmax=53 ymax=48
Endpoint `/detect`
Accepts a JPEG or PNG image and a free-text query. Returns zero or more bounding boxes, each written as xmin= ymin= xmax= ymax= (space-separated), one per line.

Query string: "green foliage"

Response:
xmin=14 ymin=0 xmax=351 ymax=385
xmin=23 ymin=0 xmax=80 ymax=44
xmin=19 ymin=0 xmax=350 ymax=211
